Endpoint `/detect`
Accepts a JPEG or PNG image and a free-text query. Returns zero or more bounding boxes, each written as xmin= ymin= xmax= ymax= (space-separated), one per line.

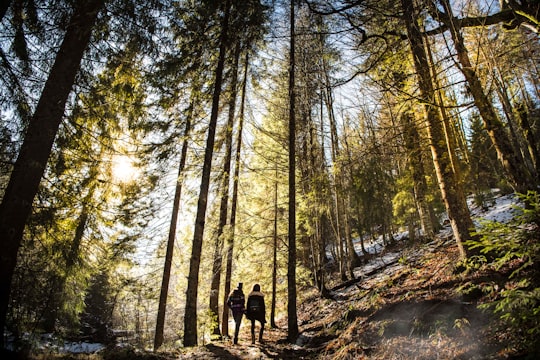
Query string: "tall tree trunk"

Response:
xmin=425 ymin=38 xmax=462 ymax=179
xmin=494 ymin=80 xmax=537 ymax=178
xmin=402 ymin=113 xmax=435 ymax=239
xmin=183 ymin=0 xmax=231 ymax=347
xmin=486 ymin=48 xmax=538 ymax=177
xmin=437 ymin=0 xmax=535 ymax=192
xmin=522 ymin=39 xmax=540 ymax=100
xmin=516 ymin=104 xmax=540 ymax=173
xmin=270 ymin=163 xmax=278 ymax=328
xmin=341 ymin=128 xmax=368 ymax=256
xmin=221 ymin=48 xmax=249 ymax=339
xmin=154 ymin=93 xmax=195 ymax=350
xmin=0 ymin=0 xmax=104 ymax=345
xmin=287 ymin=0 xmax=299 ymax=342
xmin=400 ymin=0 xmax=474 ymax=259
xmin=325 ymin=90 xmax=346 ymax=281
xmin=318 ymin=214 xmax=332 ymax=297
xmin=304 ymin=110 xmax=326 ymax=292
xmin=321 ymin=52 xmax=361 ymax=273
xmin=332 ymin=192 xmax=347 ymax=280
xmin=209 ymin=40 xmax=241 ymax=339
xmin=316 ymin=96 xmax=330 ymax=298
xmin=343 ymin=202 xmax=356 ymax=278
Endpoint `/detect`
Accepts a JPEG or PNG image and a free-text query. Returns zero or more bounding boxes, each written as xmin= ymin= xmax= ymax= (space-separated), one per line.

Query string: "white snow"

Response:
xmin=60 ymin=341 xmax=105 ymax=354
xmin=6 ymin=190 xmax=521 ymax=355
xmin=349 ymin=190 xmax=520 ymax=281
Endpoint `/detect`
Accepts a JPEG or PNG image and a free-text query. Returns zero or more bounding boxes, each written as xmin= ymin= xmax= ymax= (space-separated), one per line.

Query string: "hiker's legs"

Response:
xmin=259 ymin=320 xmax=265 ymax=342
xmin=233 ymin=321 xmax=240 ymax=344
xmin=251 ymin=319 xmax=256 ymax=344
xmin=233 ymin=313 xmax=242 ymax=344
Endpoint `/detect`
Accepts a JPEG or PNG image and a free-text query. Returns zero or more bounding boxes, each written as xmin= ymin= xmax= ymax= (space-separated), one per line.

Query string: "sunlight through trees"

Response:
xmin=0 ymin=0 xmax=539 ymax=356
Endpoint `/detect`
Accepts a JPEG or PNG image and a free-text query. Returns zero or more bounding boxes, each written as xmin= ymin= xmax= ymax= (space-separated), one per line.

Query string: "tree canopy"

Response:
xmin=0 ymin=0 xmax=539 ymax=357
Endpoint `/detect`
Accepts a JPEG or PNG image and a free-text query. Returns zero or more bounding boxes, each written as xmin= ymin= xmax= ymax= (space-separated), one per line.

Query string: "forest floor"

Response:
xmin=15 ymin=193 xmax=536 ymax=360
xmin=162 ymin=236 xmax=523 ymax=360
xmin=17 ymin=234 xmax=532 ymax=360
xmin=18 ymin=237 xmax=531 ymax=360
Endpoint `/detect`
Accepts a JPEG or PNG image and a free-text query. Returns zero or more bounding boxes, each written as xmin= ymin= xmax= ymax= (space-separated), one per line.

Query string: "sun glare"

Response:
xmin=112 ymin=155 xmax=138 ymax=183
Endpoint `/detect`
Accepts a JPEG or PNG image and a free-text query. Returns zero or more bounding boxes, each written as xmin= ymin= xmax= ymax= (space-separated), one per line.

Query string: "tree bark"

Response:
xmin=271 ymin=163 xmax=279 ymax=328
xmin=220 ymin=48 xmax=249 ymax=339
xmin=485 ymin=46 xmax=538 ymax=179
xmin=183 ymin=0 xmax=231 ymax=347
xmin=400 ymin=0 xmax=474 ymax=259
xmin=0 ymin=0 xmax=11 ymax=21
xmin=209 ymin=40 xmax=241 ymax=339
xmin=154 ymin=94 xmax=194 ymax=351
xmin=402 ymin=113 xmax=435 ymax=239
xmin=437 ymin=0 xmax=536 ymax=192
xmin=0 ymin=0 xmax=104 ymax=345
xmin=287 ymin=0 xmax=299 ymax=343
xmin=321 ymin=49 xmax=362 ymax=272
xmin=218 ymin=56 xmax=245 ymax=340
xmin=517 ymin=105 xmax=540 ymax=173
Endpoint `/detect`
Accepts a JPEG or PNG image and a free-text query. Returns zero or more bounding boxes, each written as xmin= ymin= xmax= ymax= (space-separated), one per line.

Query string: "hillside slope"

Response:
xmin=20 ymin=192 xmax=536 ymax=359
xmin=168 ymin=193 xmax=534 ymax=359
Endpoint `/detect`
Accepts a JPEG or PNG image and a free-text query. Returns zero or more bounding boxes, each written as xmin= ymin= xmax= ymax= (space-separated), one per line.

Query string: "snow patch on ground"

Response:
xmin=5 ymin=332 xmax=105 ymax=354
xmin=9 ymin=191 xmax=520 ymax=355
xmin=60 ymin=341 xmax=105 ymax=354
xmin=470 ymin=193 xmax=518 ymax=224
xmin=350 ymin=190 xmax=519 ymax=285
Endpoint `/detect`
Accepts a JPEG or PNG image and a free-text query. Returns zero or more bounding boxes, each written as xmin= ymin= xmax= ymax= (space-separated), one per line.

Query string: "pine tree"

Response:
xmin=183 ymin=0 xmax=232 ymax=347
xmin=0 ymin=0 xmax=105 ymax=344
xmin=287 ymin=0 xmax=299 ymax=342
xmin=220 ymin=49 xmax=250 ymax=338
xmin=400 ymin=0 xmax=474 ymax=259
xmin=433 ymin=0 xmax=536 ymax=192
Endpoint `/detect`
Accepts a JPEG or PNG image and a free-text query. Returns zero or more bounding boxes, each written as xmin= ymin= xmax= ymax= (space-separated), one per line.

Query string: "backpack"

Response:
xmin=228 ymin=290 xmax=244 ymax=311
xmin=248 ymin=296 xmax=262 ymax=313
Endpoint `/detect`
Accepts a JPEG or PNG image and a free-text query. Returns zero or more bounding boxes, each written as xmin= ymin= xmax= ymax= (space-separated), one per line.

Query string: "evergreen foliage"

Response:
xmin=0 ymin=0 xmax=539 ymax=355
xmin=80 ymin=266 xmax=115 ymax=344
xmin=465 ymin=191 xmax=540 ymax=353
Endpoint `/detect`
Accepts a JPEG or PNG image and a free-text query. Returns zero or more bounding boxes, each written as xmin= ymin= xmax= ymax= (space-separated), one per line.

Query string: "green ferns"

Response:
xmin=465 ymin=191 xmax=540 ymax=353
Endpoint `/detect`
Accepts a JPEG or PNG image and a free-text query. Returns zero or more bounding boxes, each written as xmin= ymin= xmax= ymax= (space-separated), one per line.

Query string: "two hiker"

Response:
xmin=226 ymin=283 xmax=266 ymax=345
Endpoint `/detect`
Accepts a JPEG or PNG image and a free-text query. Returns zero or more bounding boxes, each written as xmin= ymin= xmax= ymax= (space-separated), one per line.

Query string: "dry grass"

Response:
xmin=17 ymin=237 xmax=525 ymax=359
xmin=295 ymin=238 xmax=519 ymax=360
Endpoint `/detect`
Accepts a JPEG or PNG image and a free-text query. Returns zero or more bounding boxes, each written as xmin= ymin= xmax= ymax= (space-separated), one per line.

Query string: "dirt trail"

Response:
xmin=176 ymin=326 xmax=315 ymax=359
xmin=167 ymin=235 xmax=512 ymax=359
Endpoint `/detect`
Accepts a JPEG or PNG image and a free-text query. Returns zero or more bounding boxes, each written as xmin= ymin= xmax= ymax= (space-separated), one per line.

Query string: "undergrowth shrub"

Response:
xmin=464 ymin=191 xmax=540 ymax=354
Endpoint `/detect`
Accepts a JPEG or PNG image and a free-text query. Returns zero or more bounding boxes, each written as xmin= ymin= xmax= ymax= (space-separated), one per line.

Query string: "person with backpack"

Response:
xmin=226 ymin=282 xmax=245 ymax=344
xmin=246 ymin=283 xmax=266 ymax=344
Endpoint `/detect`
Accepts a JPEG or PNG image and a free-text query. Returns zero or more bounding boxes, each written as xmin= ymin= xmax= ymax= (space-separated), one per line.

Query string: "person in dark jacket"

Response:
xmin=226 ymin=282 xmax=245 ymax=344
xmin=246 ymin=283 xmax=266 ymax=344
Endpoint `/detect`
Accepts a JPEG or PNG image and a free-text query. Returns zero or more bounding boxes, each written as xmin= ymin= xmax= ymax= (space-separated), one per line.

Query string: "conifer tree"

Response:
xmin=9 ymin=35 xmax=156 ymax=341
xmin=287 ymin=0 xmax=299 ymax=342
xmin=221 ymin=49 xmax=250 ymax=338
xmin=400 ymin=0 xmax=474 ymax=259
xmin=154 ymin=84 xmax=198 ymax=350
xmin=0 ymin=0 xmax=105 ymax=344
xmin=208 ymin=41 xmax=240 ymax=339
xmin=183 ymin=0 xmax=232 ymax=347
xmin=213 ymin=0 xmax=268 ymax=340
xmin=433 ymin=0 xmax=537 ymax=192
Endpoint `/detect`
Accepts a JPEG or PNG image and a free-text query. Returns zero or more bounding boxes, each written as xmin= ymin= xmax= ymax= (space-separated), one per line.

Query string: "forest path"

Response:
xmin=89 ymin=230 xmax=516 ymax=360
xmin=176 ymin=325 xmax=317 ymax=359
xmin=174 ymin=235 xmax=449 ymax=358
xmin=174 ymin=238 xmax=432 ymax=359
